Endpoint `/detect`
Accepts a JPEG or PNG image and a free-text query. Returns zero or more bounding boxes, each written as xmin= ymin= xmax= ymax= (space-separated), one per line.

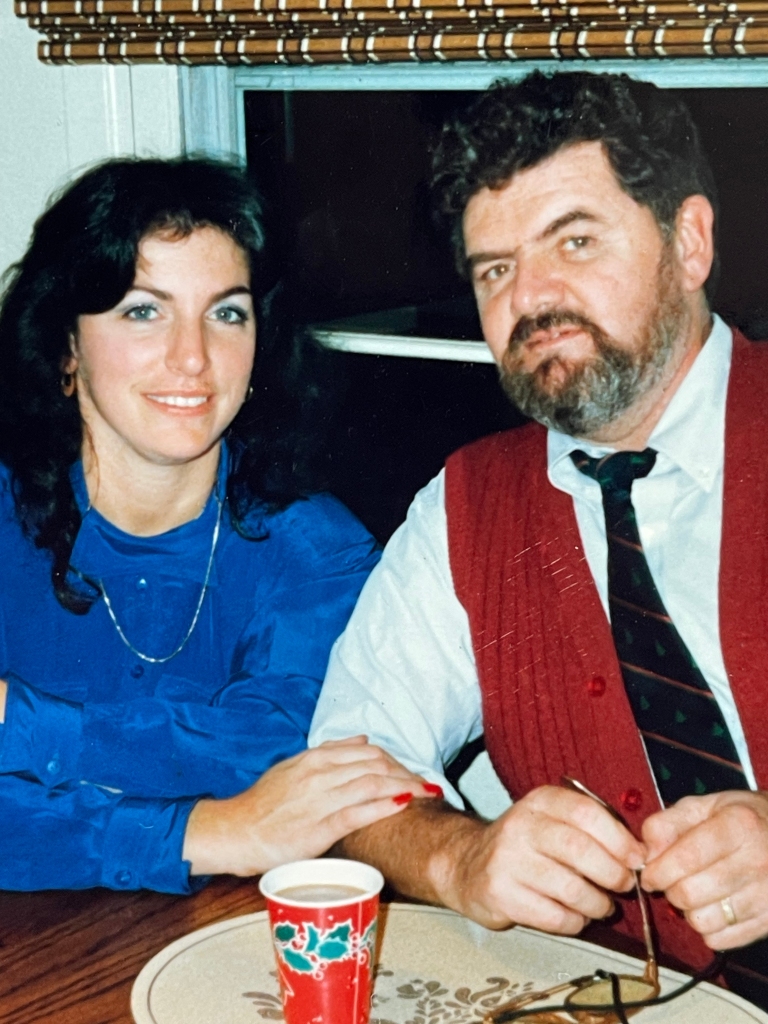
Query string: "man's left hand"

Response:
xmin=641 ymin=790 xmax=768 ymax=949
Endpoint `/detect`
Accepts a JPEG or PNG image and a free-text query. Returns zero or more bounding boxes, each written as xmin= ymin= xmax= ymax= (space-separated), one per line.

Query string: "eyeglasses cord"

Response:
xmin=490 ymin=951 xmax=729 ymax=1023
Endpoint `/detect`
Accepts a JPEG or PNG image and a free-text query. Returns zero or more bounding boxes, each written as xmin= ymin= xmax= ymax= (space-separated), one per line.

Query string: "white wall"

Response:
xmin=0 ymin=7 xmax=183 ymax=278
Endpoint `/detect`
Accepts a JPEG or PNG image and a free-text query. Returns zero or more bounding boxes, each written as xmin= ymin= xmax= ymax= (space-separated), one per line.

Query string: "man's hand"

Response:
xmin=641 ymin=790 xmax=768 ymax=950
xmin=182 ymin=736 xmax=438 ymax=877
xmin=431 ymin=785 xmax=646 ymax=934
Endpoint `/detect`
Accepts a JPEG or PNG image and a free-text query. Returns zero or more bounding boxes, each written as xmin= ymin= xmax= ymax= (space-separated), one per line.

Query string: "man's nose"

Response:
xmin=165 ymin=317 xmax=210 ymax=377
xmin=509 ymin=251 xmax=564 ymax=319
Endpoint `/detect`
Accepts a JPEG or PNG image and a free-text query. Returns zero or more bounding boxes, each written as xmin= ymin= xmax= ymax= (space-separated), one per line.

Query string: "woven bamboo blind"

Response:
xmin=16 ymin=0 xmax=768 ymax=64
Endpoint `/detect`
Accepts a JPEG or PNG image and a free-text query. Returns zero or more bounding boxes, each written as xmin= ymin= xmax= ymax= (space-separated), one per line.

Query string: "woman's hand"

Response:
xmin=182 ymin=736 xmax=441 ymax=877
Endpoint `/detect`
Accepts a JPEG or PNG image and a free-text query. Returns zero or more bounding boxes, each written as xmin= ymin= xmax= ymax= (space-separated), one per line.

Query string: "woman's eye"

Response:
xmin=123 ymin=303 xmax=159 ymax=322
xmin=212 ymin=305 xmax=250 ymax=325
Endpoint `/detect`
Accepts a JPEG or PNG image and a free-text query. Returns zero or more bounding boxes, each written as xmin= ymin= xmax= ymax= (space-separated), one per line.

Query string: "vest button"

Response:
xmin=587 ymin=675 xmax=606 ymax=696
xmin=620 ymin=788 xmax=642 ymax=812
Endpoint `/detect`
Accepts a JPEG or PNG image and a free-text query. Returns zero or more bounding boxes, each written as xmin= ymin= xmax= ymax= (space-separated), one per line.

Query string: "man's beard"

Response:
xmin=498 ymin=247 xmax=688 ymax=438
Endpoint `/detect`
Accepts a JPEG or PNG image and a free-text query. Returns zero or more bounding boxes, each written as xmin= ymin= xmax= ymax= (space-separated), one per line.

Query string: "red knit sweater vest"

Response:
xmin=445 ymin=330 xmax=768 ymax=971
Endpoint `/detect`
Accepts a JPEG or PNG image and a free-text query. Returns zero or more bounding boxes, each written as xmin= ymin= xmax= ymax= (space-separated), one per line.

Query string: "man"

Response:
xmin=310 ymin=71 xmax=768 ymax=1008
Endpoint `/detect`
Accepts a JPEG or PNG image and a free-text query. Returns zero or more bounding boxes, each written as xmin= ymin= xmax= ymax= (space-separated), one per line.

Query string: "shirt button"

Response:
xmin=621 ymin=788 xmax=643 ymax=812
xmin=46 ymin=759 xmax=59 ymax=774
xmin=137 ymin=578 xmax=148 ymax=590
xmin=130 ymin=663 xmax=144 ymax=679
xmin=115 ymin=870 xmax=133 ymax=887
xmin=587 ymin=675 xmax=606 ymax=697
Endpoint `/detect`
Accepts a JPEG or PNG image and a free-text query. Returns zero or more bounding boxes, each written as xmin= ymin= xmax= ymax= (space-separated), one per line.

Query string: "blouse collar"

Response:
xmin=68 ymin=443 xmax=229 ymax=584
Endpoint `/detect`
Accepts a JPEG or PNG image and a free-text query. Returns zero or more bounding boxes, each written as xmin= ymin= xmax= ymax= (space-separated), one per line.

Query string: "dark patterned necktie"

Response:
xmin=571 ymin=448 xmax=747 ymax=805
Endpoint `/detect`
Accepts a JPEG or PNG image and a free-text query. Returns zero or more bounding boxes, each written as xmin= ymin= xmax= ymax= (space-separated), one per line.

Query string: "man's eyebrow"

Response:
xmin=541 ymin=209 xmax=600 ymax=239
xmin=465 ymin=250 xmax=516 ymax=271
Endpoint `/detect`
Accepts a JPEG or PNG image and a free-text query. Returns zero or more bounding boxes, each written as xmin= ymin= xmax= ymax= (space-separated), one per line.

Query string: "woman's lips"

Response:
xmin=144 ymin=393 xmax=213 ymax=413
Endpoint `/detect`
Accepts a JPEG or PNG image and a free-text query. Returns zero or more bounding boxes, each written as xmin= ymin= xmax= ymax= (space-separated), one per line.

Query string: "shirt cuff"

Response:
xmin=0 ymin=676 xmax=83 ymax=785
xmin=101 ymin=792 xmax=208 ymax=894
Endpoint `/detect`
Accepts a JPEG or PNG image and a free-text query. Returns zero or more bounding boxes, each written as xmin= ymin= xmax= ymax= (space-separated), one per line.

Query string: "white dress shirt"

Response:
xmin=310 ymin=316 xmax=757 ymax=807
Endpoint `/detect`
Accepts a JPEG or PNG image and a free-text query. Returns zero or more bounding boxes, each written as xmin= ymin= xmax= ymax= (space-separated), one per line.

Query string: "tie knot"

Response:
xmin=571 ymin=448 xmax=657 ymax=494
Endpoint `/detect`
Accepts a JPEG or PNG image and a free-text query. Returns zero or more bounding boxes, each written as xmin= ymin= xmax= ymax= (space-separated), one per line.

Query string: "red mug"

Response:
xmin=259 ymin=859 xmax=385 ymax=1024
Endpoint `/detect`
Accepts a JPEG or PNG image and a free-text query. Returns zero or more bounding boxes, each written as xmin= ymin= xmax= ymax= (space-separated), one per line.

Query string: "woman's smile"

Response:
xmin=144 ymin=391 xmax=214 ymax=412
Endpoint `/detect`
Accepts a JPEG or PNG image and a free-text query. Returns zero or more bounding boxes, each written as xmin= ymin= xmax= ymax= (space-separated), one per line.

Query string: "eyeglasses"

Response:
xmin=483 ymin=778 xmax=727 ymax=1024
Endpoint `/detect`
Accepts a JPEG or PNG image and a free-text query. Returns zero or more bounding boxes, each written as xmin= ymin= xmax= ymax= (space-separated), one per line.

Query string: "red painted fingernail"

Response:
xmin=392 ymin=792 xmax=413 ymax=805
xmin=423 ymin=783 xmax=444 ymax=798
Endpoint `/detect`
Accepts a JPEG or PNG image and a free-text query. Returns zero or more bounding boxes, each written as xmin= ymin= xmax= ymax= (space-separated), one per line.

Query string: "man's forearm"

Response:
xmin=338 ymin=800 xmax=486 ymax=910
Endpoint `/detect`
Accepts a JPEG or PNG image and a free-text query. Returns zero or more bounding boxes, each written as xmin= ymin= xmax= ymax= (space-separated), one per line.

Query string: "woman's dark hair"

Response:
xmin=432 ymin=71 xmax=719 ymax=296
xmin=0 ymin=157 xmax=319 ymax=613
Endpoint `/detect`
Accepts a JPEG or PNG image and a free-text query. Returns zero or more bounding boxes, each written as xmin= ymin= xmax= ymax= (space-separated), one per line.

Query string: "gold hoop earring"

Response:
xmin=61 ymin=372 xmax=76 ymax=398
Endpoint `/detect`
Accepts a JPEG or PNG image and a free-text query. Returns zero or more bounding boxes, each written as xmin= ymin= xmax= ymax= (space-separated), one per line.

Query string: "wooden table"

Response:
xmin=0 ymin=878 xmax=266 ymax=1024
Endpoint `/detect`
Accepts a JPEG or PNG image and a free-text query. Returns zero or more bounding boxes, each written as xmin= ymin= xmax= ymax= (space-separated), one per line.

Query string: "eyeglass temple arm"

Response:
xmin=483 ymin=977 xmax=592 ymax=1023
xmin=561 ymin=777 xmax=657 ymax=985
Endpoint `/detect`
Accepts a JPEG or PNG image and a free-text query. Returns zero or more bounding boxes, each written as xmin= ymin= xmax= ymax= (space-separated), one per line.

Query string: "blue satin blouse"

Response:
xmin=0 ymin=448 xmax=379 ymax=893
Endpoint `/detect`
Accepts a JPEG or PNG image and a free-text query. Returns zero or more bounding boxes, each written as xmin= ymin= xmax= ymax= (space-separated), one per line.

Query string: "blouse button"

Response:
xmin=130 ymin=663 xmax=145 ymax=679
xmin=136 ymin=578 xmax=147 ymax=590
xmin=115 ymin=870 xmax=133 ymax=887
xmin=587 ymin=675 xmax=606 ymax=696
xmin=621 ymin=788 xmax=643 ymax=812
xmin=47 ymin=759 xmax=59 ymax=774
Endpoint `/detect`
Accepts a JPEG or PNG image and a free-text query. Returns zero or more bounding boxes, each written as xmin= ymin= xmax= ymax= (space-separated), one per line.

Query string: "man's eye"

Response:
xmin=213 ymin=305 xmax=249 ymax=325
xmin=123 ymin=304 xmax=158 ymax=321
xmin=481 ymin=263 xmax=510 ymax=282
xmin=564 ymin=236 xmax=591 ymax=251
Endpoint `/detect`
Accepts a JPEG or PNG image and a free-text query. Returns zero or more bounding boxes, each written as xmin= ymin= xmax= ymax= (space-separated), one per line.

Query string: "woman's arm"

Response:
xmin=182 ymin=737 xmax=438 ymax=876
xmin=1 ymin=670 xmax=331 ymax=797
xmin=0 ymin=737 xmax=437 ymax=891
xmin=0 ymin=771 xmax=198 ymax=893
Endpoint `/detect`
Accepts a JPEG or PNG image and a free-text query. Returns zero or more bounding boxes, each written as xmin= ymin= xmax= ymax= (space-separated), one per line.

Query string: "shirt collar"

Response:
xmin=547 ymin=315 xmax=732 ymax=494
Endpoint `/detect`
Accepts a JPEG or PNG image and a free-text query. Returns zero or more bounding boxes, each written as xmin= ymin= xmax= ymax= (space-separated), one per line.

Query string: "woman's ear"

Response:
xmin=60 ymin=339 xmax=79 ymax=398
xmin=674 ymin=194 xmax=715 ymax=295
xmin=61 ymin=333 xmax=78 ymax=374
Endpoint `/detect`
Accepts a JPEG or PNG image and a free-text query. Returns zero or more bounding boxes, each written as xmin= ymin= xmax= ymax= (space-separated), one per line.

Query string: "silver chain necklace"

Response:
xmin=97 ymin=494 xmax=223 ymax=665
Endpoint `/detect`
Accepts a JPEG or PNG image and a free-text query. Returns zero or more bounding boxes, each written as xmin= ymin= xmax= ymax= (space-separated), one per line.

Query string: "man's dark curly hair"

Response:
xmin=0 ymin=157 xmax=321 ymax=614
xmin=432 ymin=71 xmax=719 ymax=296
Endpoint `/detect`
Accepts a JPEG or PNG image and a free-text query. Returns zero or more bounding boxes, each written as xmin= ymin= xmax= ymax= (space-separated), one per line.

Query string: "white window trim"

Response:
xmin=180 ymin=58 xmax=768 ymax=164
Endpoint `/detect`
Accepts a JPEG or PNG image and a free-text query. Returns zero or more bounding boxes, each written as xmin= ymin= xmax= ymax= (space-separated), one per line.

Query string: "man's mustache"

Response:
xmin=509 ymin=310 xmax=603 ymax=351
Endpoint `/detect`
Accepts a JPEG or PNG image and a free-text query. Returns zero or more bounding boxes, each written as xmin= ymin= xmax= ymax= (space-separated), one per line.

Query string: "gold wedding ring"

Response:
xmin=721 ymin=896 xmax=738 ymax=928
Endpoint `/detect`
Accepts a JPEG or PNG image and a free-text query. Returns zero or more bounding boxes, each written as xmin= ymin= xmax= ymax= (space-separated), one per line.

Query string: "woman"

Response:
xmin=0 ymin=158 xmax=433 ymax=893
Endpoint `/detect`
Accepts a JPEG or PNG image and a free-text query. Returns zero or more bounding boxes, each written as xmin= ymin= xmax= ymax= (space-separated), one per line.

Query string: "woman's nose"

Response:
xmin=165 ymin=317 xmax=209 ymax=376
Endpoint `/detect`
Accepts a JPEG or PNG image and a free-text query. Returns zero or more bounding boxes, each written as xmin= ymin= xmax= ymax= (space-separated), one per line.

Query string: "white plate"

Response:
xmin=131 ymin=903 xmax=768 ymax=1024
